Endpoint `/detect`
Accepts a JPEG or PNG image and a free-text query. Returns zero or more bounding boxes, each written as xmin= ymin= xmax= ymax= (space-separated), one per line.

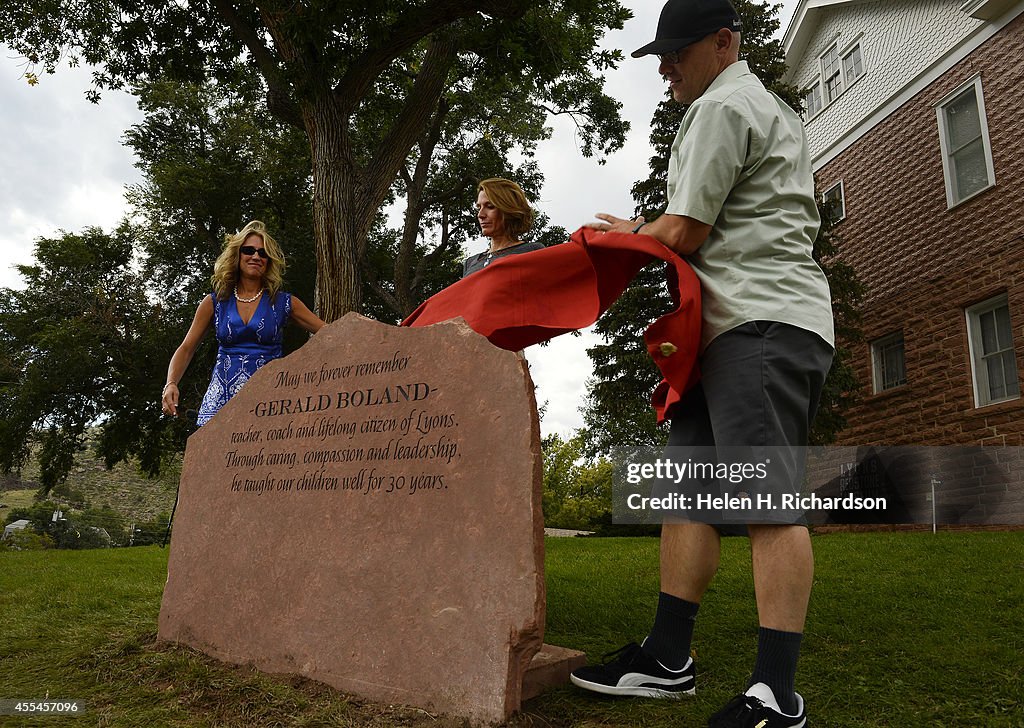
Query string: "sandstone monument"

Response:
xmin=158 ymin=314 xmax=581 ymax=723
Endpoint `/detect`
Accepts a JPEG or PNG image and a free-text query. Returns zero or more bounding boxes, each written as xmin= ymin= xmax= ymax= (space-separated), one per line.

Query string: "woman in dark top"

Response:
xmin=462 ymin=178 xmax=545 ymax=277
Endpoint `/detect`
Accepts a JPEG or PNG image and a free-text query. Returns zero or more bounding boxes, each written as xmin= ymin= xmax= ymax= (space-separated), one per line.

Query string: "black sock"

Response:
xmin=749 ymin=627 xmax=803 ymax=714
xmin=641 ymin=592 xmax=699 ymax=670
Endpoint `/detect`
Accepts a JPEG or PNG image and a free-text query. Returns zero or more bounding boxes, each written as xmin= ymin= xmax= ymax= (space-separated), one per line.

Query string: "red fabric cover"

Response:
xmin=401 ymin=227 xmax=702 ymax=422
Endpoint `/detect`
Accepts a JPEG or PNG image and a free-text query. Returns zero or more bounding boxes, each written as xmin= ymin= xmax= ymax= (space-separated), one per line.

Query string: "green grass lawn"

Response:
xmin=1 ymin=533 xmax=1022 ymax=727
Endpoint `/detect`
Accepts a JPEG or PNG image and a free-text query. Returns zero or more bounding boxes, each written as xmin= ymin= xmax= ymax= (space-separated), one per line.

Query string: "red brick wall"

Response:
xmin=817 ymin=10 xmax=1024 ymax=447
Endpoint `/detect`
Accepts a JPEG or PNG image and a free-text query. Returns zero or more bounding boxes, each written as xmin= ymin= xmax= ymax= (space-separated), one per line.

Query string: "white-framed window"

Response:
xmin=802 ymin=40 xmax=866 ymax=122
xmin=966 ymin=295 xmax=1020 ymax=407
xmin=803 ymin=80 xmax=823 ymax=119
xmin=935 ymin=75 xmax=996 ymax=207
xmin=822 ymin=180 xmax=846 ymax=224
xmin=871 ymin=332 xmax=907 ymax=393
xmin=821 ymin=45 xmax=843 ymax=103
xmin=843 ymin=44 xmax=864 ymax=85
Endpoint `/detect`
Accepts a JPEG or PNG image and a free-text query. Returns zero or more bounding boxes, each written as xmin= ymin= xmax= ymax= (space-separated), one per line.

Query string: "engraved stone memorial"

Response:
xmin=158 ymin=313 xmax=578 ymax=724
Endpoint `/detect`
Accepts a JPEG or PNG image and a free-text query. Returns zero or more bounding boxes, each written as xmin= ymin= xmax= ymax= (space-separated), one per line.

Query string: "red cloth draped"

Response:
xmin=401 ymin=227 xmax=702 ymax=422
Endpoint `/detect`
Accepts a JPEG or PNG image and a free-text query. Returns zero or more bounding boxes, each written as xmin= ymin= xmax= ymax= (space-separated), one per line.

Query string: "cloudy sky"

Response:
xmin=0 ymin=1 xmax=800 ymax=438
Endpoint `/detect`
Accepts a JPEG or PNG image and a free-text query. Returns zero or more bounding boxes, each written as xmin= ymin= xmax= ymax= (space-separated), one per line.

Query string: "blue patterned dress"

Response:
xmin=196 ymin=291 xmax=292 ymax=426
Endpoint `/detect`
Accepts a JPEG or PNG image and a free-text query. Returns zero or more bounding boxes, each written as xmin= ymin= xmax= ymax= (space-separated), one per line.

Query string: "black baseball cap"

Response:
xmin=632 ymin=0 xmax=743 ymax=58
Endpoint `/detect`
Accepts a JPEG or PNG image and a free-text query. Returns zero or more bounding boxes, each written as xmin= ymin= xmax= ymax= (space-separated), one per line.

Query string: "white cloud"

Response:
xmin=523 ymin=327 xmax=602 ymax=439
xmin=0 ymin=48 xmax=143 ymax=290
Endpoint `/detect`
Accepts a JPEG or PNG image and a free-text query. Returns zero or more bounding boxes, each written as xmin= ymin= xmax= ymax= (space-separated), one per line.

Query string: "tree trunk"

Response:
xmin=304 ymin=101 xmax=364 ymax=323
xmin=278 ymin=27 xmax=455 ymax=323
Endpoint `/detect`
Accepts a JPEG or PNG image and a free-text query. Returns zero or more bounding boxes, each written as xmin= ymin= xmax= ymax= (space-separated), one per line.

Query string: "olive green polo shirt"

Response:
xmin=665 ymin=61 xmax=834 ymax=351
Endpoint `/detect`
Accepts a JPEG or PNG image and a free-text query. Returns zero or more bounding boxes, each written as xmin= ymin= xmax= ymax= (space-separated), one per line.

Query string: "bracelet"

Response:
xmin=162 ymin=382 xmax=177 ymax=393
xmin=631 ymin=221 xmax=647 ymax=234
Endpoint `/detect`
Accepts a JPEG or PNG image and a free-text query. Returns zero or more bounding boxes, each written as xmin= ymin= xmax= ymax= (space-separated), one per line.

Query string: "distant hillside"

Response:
xmin=0 ymin=443 xmax=180 ymax=524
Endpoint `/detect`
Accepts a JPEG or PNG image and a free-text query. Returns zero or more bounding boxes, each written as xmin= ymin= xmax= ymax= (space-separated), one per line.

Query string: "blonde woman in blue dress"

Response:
xmin=161 ymin=221 xmax=324 ymax=425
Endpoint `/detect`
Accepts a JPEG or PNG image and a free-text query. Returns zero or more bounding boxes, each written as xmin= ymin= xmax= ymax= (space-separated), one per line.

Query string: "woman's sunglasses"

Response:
xmin=240 ymin=245 xmax=269 ymax=259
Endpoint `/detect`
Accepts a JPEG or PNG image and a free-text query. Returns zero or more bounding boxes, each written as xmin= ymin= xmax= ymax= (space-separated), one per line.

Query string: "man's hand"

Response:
xmin=585 ymin=213 xmax=645 ymax=234
xmin=585 ymin=212 xmax=712 ymax=256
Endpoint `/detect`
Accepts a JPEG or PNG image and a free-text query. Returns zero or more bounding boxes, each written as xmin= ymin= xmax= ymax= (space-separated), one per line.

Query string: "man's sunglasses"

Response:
xmin=240 ymin=245 xmax=269 ymax=259
xmin=658 ymin=48 xmax=685 ymax=64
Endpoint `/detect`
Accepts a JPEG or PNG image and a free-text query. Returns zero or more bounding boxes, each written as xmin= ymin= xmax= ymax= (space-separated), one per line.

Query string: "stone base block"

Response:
xmin=521 ymin=644 xmax=587 ymax=701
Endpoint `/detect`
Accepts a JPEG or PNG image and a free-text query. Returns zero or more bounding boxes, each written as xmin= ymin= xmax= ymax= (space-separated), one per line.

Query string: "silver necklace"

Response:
xmin=234 ymin=287 xmax=263 ymax=303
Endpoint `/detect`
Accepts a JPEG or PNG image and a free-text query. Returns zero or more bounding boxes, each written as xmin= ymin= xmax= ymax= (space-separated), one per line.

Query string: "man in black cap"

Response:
xmin=569 ymin=1 xmax=834 ymax=726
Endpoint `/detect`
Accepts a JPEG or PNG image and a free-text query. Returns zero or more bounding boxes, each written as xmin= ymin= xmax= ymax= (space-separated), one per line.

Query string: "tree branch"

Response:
xmin=210 ymin=0 xmax=286 ymax=94
xmin=399 ymin=163 xmax=414 ymax=191
xmin=357 ymin=34 xmax=456 ymax=231
xmin=536 ymin=104 xmax=589 ymax=116
xmin=421 ymin=169 xmax=474 ymax=209
xmin=363 ymin=276 xmax=403 ymax=318
xmin=412 ymin=207 xmax=459 ymax=293
xmin=266 ymin=86 xmax=304 ymax=130
xmin=393 ymin=99 xmax=449 ymax=311
xmin=413 ymin=98 xmax=448 ymax=198
xmin=535 ymin=103 xmax=590 ymax=135
xmin=208 ymin=1 xmax=304 ymax=129
xmin=332 ymin=0 xmax=531 ymax=108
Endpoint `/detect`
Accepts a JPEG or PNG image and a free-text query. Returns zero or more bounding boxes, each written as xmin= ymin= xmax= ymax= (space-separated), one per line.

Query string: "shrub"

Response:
xmin=0 ymin=529 xmax=55 ymax=551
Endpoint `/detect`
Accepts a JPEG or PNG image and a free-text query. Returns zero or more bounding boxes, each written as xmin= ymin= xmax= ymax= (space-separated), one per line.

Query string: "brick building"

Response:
xmin=783 ymin=0 xmax=1024 ymax=447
